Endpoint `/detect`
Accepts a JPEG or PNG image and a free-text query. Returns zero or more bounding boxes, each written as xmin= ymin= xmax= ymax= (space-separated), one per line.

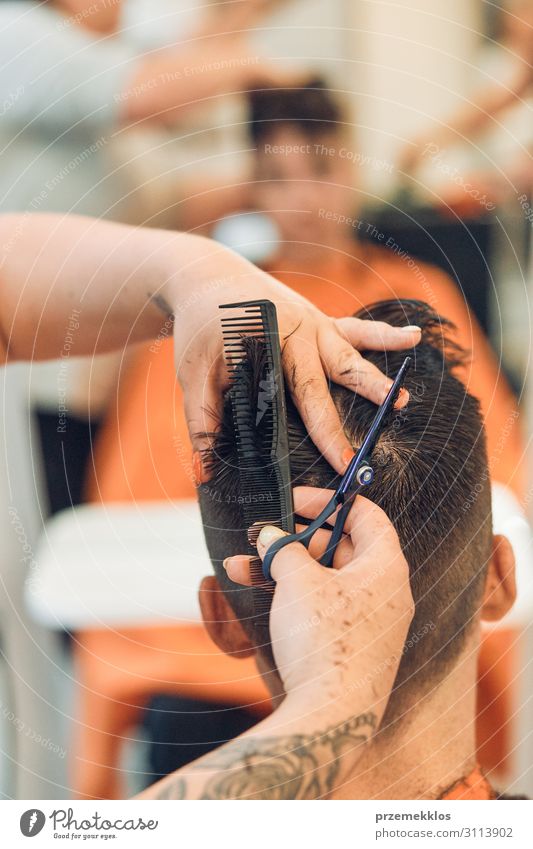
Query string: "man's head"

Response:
xmin=198 ymin=299 xmax=516 ymax=711
xmin=247 ymin=79 xmax=355 ymax=245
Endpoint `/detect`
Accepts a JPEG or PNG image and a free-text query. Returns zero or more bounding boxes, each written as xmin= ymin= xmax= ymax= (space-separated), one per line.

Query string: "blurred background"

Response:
xmin=0 ymin=0 xmax=532 ymax=800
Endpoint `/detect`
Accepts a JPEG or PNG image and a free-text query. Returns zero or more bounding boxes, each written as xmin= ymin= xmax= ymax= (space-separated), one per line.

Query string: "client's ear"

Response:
xmin=198 ymin=576 xmax=256 ymax=658
xmin=481 ymin=535 xmax=516 ymax=622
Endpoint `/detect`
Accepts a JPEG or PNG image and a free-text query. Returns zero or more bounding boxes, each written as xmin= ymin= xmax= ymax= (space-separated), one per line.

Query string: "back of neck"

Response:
xmin=331 ymin=650 xmax=479 ymax=799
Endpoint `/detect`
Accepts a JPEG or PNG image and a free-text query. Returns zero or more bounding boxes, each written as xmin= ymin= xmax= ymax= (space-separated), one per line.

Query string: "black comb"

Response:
xmin=220 ymin=300 xmax=295 ymax=620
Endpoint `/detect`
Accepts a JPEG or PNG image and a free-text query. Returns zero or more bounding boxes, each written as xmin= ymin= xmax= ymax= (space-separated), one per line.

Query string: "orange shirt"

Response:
xmin=87 ymin=245 xmax=524 ymax=503
xmin=440 ymin=765 xmax=495 ymax=800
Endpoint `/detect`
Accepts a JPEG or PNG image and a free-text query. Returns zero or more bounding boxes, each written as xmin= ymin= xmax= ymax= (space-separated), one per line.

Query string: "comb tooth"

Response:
xmin=221 ymin=322 xmax=259 ymax=327
xmin=223 ymin=334 xmax=263 ymax=342
xmin=222 ymin=326 xmax=263 ymax=331
xmin=223 ymin=343 xmax=246 ymax=350
xmin=221 ymin=313 xmax=262 ymax=317
xmin=220 ymin=301 xmax=263 ymax=311
xmin=223 ymin=341 xmax=263 ymax=350
xmin=224 ymin=333 xmax=265 ymax=342
xmin=221 ymin=323 xmax=264 ymax=329
xmin=221 ymin=319 xmax=264 ymax=327
xmin=221 ymin=317 xmax=263 ymax=322
xmin=222 ymin=332 xmax=264 ymax=339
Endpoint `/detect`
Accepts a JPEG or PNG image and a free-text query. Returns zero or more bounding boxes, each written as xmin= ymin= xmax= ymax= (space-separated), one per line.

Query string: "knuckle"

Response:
xmin=334 ymin=346 xmax=359 ymax=378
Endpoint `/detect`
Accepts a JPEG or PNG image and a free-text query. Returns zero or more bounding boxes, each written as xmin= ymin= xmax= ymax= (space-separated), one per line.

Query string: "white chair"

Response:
xmin=26 ymin=499 xmax=210 ymax=631
xmin=0 ymin=363 xmax=66 ymax=799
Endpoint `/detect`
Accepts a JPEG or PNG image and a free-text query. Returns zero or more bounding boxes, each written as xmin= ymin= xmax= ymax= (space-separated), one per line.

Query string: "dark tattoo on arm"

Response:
xmin=156 ymin=712 xmax=377 ymax=800
xmin=155 ymin=777 xmax=187 ymax=800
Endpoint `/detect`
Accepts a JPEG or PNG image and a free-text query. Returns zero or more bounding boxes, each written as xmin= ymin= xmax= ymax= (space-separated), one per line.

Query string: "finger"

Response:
xmin=295 ymin=488 xmax=403 ymax=568
xmin=283 ymin=336 xmax=354 ymax=473
xmin=343 ymin=499 xmax=413 ymax=627
xmin=223 ymin=523 xmax=352 ymax=586
xmin=304 ymin=525 xmax=353 ymax=567
xmin=294 ymin=486 xmax=338 ymax=525
xmin=270 ymin=540 xmax=319 ymax=584
xmin=318 ymin=326 xmax=409 ymax=409
xmin=340 ymin=496 xmax=404 ymax=564
xmin=256 ymin=525 xmax=319 ymax=583
xmin=336 ymin=317 xmax=421 ymax=351
xmin=223 ymin=555 xmax=254 ymax=586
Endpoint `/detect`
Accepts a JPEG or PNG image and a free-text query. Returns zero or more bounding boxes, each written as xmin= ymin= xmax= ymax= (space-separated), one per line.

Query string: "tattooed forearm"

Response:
xmin=155 ymin=777 xmax=186 ymax=800
xmin=155 ymin=712 xmax=377 ymax=800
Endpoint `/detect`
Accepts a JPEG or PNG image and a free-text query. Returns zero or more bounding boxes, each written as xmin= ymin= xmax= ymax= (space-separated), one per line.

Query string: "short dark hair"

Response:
xmin=199 ymin=299 xmax=492 ymax=708
xmin=247 ymin=77 xmax=343 ymax=144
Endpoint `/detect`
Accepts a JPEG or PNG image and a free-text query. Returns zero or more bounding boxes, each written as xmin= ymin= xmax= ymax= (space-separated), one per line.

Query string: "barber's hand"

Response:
xmin=175 ymin=259 xmax=420 ymax=474
xmin=225 ymin=489 xmax=414 ymax=721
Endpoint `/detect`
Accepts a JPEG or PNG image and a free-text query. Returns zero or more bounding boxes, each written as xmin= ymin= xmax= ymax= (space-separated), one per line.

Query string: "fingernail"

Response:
xmin=223 ymin=555 xmax=250 ymax=571
xmin=258 ymin=525 xmax=287 ymax=548
xmin=342 ymin=447 xmax=355 ymax=469
xmin=394 ymin=387 xmax=409 ymax=409
xmin=192 ymin=451 xmax=209 ymax=485
xmin=401 ymin=325 xmax=421 ymax=333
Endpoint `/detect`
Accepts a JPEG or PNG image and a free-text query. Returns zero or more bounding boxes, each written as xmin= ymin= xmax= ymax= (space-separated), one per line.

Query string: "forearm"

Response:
xmin=138 ymin=697 xmax=378 ymax=801
xmin=0 ymin=213 xmax=264 ymax=363
xmin=423 ymin=67 xmax=533 ymax=154
xmin=121 ymin=37 xmax=260 ymax=125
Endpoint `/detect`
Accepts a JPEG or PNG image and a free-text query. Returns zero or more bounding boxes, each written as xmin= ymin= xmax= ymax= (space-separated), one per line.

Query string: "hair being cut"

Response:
xmin=199 ymin=299 xmax=492 ymax=707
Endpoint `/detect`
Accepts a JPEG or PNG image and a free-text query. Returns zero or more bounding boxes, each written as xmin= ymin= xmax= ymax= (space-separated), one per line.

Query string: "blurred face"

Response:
xmin=252 ymin=126 xmax=355 ymax=247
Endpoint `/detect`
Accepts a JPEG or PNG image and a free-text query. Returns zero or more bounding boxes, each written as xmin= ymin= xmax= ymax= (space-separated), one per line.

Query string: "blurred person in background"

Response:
xmin=91 ymin=80 xmax=523 ymax=504
xmin=394 ymin=0 xmax=532 ymax=458
xmin=0 ymin=0 xmax=289 ymax=421
xmin=0 ymin=0 xmax=288 ymax=220
xmin=397 ymin=0 xmax=533 ymax=206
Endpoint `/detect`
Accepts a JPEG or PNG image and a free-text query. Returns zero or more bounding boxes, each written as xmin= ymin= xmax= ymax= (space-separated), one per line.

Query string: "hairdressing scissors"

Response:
xmin=261 ymin=356 xmax=412 ymax=581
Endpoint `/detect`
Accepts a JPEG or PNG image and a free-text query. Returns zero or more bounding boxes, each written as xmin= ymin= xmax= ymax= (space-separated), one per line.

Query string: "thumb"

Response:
xmin=343 ymin=496 xmax=403 ymax=564
xmin=257 ymin=525 xmax=318 ymax=583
